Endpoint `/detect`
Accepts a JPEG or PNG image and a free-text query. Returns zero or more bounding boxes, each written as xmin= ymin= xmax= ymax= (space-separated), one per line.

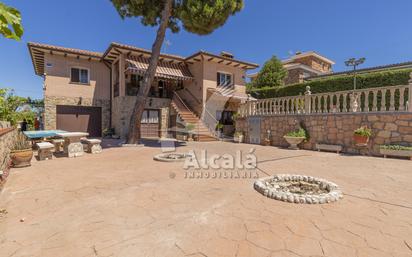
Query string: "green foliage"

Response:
xmin=185 ymin=123 xmax=195 ymax=131
xmin=380 ymin=145 xmax=412 ymax=151
xmin=249 ymin=69 xmax=412 ymax=99
xmin=285 ymin=128 xmax=307 ymax=138
xmin=0 ymin=88 xmax=35 ymax=126
xmin=110 ymin=0 xmax=243 ymax=35
xmin=12 ymin=132 xmax=31 ymax=151
xmin=252 ymin=56 xmax=287 ymax=88
xmin=0 ymin=2 xmax=23 ymax=40
xmin=354 ymin=126 xmax=372 ymax=137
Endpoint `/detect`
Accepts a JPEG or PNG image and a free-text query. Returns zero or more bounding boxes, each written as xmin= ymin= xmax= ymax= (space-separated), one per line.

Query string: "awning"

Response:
xmin=126 ymin=56 xmax=193 ymax=81
xmin=207 ymin=87 xmax=256 ymax=101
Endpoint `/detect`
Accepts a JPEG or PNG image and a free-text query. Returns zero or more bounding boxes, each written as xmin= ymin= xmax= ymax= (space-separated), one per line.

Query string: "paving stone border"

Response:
xmin=254 ymin=174 xmax=343 ymax=204
xmin=153 ymin=153 xmax=192 ymax=162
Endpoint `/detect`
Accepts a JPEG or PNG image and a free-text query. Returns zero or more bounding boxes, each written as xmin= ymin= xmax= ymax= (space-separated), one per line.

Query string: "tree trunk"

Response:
xmin=126 ymin=0 xmax=173 ymax=144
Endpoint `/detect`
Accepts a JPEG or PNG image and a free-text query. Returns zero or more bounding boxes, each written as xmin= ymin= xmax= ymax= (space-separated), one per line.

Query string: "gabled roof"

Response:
xmin=308 ymin=60 xmax=412 ymax=80
xmin=103 ymin=42 xmax=186 ymax=64
xmin=283 ymin=51 xmax=335 ymax=65
xmin=28 ymin=42 xmax=103 ymax=75
xmin=185 ymin=51 xmax=259 ymax=70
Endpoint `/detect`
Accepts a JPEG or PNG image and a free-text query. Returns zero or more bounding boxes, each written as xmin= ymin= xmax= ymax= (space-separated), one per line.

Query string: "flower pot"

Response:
xmin=353 ymin=135 xmax=369 ymax=146
xmin=10 ymin=148 xmax=33 ymax=168
xmin=283 ymin=136 xmax=305 ymax=150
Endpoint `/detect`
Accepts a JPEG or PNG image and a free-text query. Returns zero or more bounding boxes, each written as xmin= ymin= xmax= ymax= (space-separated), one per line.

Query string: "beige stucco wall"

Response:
xmin=202 ymin=60 xmax=247 ymax=100
xmin=43 ymin=54 xmax=111 ymax=132
xmin=44 ymin=54 xmax=110 ymax=99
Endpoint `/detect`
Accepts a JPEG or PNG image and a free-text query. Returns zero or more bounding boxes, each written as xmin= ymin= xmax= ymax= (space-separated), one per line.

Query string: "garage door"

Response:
xmin=141 ymin=109 xmax=160 ymax=138
xmin=56 ymin=105 xmax=102 ymax=137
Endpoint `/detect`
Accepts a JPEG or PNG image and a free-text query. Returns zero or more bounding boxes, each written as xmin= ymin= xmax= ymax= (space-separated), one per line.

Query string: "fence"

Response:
xmin=239 ymin=83 xmax=412 ymax=117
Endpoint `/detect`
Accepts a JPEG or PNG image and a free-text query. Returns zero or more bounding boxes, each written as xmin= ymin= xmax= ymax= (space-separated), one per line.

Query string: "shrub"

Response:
xmin=354 ymin=126 xmax=372 ymax=137
xmin=249 ymin=69 xmax=412 ymax=99
xmin=380 ymin=145 xmax=412 ymax=151
xmin=285 ymin=128 xmax=307 ymax=138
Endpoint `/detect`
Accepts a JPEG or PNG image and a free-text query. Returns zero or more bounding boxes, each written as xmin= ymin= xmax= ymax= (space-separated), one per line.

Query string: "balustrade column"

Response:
xmin=372 ymin=90 xmax=378 ymax=111
xmin=382 ymin=90 xmax=387 ymax=111
xmin=399 ymin=88 xmax=405 ymax=111
xmin=409 ymin=83 xmax=412 ymax=111
xmin=389 ymin=88 xmax=396 ymax=111
xmin=364 ymin=92 xmax=369 ymax=112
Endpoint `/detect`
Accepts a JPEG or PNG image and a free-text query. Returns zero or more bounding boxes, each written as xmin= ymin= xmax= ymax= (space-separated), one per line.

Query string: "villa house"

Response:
xmin=28 ymin=42 xmax=258 ymax=140
xmin=248 ymin=51 xmax=335 ymax=85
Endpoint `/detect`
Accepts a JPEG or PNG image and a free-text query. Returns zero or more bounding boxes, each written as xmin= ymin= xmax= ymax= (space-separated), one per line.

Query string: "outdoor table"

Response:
xmin=56 ymin=132 xmax=89 ymax=158
xmin=23 ymin=130 xmax=67 ymax=147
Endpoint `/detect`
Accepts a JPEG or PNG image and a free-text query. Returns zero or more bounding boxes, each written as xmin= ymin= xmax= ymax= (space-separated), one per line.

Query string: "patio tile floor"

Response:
xmin=0 ymin=141 xmax=411 ymax=257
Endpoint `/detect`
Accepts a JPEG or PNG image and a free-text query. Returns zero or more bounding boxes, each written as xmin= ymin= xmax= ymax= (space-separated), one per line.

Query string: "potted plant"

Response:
xmin=234 ymin=131 xmax=244 ymax=143
xmin=10 ymin=133 xmax=33 ymax=168
xmin=283 ymin=128 xmax=307 ymax=150
xmin=185 ymin=123 xmax=195 ymax=141
xmin=353 ymin=126 xmax=372 ymax=146
xmin=215 ymin=122 xmax=224 ymax=138
xmin=380 ymin=145 xmax=412 ymax=160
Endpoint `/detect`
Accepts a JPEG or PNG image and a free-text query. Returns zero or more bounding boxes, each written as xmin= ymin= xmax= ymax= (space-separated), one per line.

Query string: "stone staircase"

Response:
xmin=171 ymin=93 xmax=217 ymax=142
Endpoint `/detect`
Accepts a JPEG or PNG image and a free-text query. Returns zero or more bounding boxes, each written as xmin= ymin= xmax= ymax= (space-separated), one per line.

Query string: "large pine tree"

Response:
xmin=111 ymin=0 xmax=244 ymax=143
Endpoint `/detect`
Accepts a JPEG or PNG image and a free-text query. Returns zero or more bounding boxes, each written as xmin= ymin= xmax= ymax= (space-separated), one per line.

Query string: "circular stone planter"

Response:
xmin=153 ymin=153 xmax=193 ymax=162
xmin=283 ymin=136 xmax=305 ymax=150
xmin=254 ymin=174 xmax=343 ymax=204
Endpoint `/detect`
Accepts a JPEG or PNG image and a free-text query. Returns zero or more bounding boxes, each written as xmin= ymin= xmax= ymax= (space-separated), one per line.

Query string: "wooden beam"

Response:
xmin=207 ymin=57 xmax=214 ymax=61
xmin=234 ymin=63 xmax=240 ymax=67
xmin=225 ymin=62 xmax=232 ymax=66
xmin=49 ymin=50 xmax=53 ymax=55
xmin=218 ymin=60 xmax=224 ymax=64
xmin=193 ymin=58 xmax=201 ymax=62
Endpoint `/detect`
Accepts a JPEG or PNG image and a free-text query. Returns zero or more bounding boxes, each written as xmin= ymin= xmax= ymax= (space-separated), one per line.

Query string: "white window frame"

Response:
xmin=217 ymin=71 xmax=233 ymax=87
xmin=70 ymin=67 xmax=90 ymax=85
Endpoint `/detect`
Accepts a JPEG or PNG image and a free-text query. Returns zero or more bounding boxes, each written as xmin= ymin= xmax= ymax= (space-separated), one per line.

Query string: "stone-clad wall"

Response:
xmin=112 ymin=96 xmax=171 ymax=139
xmin=236 ymin=112 xmax=412 ymax=156
xmin=44 ymin=96 xmax=110 ymax=132
xmin=0 ymin=121 xmax=17 ymax=173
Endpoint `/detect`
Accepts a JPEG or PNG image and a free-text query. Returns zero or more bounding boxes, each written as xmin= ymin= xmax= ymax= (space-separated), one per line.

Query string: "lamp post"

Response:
xmin=345 ymin=58 xmax=365 ymax=112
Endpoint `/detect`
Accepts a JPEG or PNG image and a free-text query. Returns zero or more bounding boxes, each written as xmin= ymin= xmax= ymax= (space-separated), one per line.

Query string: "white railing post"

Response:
xmin=304 ymin=86 xmax=312 ymax=114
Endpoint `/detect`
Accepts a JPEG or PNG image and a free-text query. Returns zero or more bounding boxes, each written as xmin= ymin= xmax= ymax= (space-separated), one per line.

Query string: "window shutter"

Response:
xmin=217 ymin=72 xmax=220 ymax=86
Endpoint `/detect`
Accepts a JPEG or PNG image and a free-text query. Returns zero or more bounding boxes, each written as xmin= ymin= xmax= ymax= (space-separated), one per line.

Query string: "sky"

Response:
xmin=1 ymin=0 xmax=412 ymax=99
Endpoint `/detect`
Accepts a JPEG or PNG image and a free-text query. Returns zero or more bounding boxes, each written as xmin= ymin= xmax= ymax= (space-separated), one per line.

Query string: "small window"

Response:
xmin=217 ymin=72 xmax=233 ymax=87
xmin=70 ymin=68 xmax=89 ymax=84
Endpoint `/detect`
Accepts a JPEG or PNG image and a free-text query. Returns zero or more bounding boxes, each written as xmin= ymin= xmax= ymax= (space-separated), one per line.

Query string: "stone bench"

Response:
xmin=81 ymin=138 xmax=102 ymax=154
xmin=36 ymin=142 xmax=54 ymax=160
xmin=315 ymin=143 xmax=343 ymax=154
xmin=51 ymin=138 xmax=65 ymax=152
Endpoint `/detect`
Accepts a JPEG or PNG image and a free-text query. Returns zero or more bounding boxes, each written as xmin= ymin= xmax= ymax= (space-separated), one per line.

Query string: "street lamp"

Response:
xmin=345 ymin=57 xmax=365 ymax=112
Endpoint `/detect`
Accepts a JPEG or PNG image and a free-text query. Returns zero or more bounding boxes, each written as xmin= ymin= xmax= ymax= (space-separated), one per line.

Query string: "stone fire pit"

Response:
xmin=153 ymin=153 xmax=192 ymax=162
xmin=254 ymin=174 xmax=343 ymax=204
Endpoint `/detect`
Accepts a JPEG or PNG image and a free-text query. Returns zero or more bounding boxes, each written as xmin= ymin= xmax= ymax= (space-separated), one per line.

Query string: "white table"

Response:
xmin=57 ymin=132 xmax=89 ymax=158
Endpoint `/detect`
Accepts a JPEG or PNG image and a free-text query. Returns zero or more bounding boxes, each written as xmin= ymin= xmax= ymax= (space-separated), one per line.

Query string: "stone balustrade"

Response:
xmin=240 ymin=83 xmax=412 ymax=117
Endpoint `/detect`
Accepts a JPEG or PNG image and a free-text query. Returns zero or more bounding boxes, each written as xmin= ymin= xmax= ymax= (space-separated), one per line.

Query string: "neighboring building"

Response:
xmin=248 ymin=51 xmax=335 ymax=85
xmin=28 ymin=42 xmax=258 ymax=140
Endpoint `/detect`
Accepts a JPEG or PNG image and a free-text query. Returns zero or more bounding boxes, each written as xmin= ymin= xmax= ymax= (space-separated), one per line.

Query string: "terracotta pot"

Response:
xmin=283 ymin=136 xmax=305 ymax=150
xmin=10 ymin=148 xmax=33 ymax=168
xmin=353 ymin=135 xmax=369 ymax=146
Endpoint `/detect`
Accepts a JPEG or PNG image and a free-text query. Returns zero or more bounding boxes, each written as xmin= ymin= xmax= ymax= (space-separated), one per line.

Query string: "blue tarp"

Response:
xmin=23 ymin=130 xmax=67 ymax=139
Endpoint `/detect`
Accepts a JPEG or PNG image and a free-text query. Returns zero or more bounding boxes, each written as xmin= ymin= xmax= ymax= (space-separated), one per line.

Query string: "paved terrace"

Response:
xmin=0 ymin=141 xmax=412 ymax=257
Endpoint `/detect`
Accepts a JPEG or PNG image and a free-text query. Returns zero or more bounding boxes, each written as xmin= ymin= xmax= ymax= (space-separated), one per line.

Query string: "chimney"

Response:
xmin=220 ymin=51 xmax=234 ymax=59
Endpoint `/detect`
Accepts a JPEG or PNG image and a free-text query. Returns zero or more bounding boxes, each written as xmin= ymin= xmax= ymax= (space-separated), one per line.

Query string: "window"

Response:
xmin=217 ymin=72 xmax=233 ymax=87
xmin=70 ymin=68 xmax=89 ymax=84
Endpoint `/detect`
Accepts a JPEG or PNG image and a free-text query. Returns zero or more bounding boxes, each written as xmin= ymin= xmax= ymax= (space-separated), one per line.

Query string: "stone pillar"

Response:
xmin=119 ymin=54 xmax=126 ymax=97
xmin=304 ymin=86 xmax=312 ymax=114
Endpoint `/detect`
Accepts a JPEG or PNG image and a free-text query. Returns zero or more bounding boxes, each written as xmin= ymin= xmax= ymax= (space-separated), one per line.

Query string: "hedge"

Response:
xmin=249 ymin=69 xmax=412 ymax=99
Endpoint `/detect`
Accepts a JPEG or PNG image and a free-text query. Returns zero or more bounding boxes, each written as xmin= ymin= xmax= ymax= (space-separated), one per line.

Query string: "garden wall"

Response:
xmin=236 ymin=112 xmax=412 ymax=156
xmin=0 ymin=121 xmax=17 ymax=176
